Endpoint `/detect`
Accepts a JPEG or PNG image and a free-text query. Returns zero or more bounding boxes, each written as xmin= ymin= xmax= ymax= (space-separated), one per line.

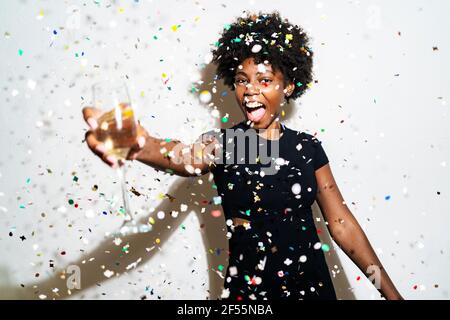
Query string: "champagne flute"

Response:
xmin=92 ymin=79 xmax=150 ymax=235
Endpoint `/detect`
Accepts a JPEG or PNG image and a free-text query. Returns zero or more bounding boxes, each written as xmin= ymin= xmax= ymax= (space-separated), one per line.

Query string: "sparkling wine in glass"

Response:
xmin=92 ymin=80 xmax=150 ymax=235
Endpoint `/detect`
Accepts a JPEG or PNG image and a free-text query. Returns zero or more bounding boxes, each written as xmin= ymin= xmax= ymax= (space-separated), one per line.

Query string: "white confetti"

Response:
xmin=291 ymin=183 xmax=301 ymax=195
xmin=104 ymin=270 xmax=114 ymax=278
xmin=251 ymin=44 xmax=262 ymax=53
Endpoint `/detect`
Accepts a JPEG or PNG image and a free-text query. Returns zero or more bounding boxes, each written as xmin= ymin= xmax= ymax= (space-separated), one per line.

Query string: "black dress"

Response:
xmin=205 ymin=121 xmax=337 ymax=300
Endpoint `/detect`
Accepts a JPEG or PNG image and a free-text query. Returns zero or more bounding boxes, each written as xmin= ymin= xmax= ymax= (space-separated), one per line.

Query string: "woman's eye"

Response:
xmin=235 ymin=79 xmax=247 ymax=85
xmin=260 ymin=79 xmax=273 ymax=87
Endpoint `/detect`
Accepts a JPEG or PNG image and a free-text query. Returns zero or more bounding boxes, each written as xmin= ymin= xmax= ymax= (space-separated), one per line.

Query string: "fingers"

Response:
xmin=84 ymin=130 xmax=119 ymax=168
xmin=125 ymin=124 xmax=148 ymax=161
xmin=82 ymin=106 xmax=103 ymax=130
xmin=126 ymin=135 xmax=147 ymax=161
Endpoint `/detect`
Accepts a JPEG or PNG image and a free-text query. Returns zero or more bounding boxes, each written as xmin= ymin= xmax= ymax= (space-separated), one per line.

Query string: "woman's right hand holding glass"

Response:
xmin=82 ymin=106 xmax=148 ymax=168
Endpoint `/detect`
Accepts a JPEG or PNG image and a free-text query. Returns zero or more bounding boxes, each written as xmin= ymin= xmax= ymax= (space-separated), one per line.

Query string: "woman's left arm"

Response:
xmin=315 ymin=164 xmax=404 ymax=300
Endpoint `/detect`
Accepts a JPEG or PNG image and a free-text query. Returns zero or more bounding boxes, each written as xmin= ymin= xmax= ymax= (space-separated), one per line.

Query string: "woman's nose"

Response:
xmin=245 ymin=82 xmax=261 ymax=95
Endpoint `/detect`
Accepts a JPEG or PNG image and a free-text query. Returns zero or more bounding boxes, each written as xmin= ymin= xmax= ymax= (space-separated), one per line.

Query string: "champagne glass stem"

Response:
xmin=116 ymin=164 xmax=132 ymax=223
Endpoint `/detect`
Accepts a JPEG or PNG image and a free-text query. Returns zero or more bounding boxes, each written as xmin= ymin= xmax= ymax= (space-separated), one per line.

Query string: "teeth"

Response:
xmin=245 ymin=101 xmax=264 ymax=109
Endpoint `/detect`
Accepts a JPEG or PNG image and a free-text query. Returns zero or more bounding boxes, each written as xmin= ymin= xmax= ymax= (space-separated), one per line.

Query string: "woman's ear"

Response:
xmin=285 ymin=82 xmax=295 ymax=97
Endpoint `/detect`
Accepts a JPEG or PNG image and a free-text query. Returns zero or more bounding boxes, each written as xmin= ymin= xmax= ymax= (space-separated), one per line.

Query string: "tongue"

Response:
xmin=247 ymin=107 xmax=266 ymax=122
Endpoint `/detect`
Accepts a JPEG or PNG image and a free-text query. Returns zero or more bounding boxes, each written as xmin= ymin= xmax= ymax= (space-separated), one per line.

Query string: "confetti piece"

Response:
xmin=199 ymin=90 xmax=212 ymax=104
xmin=211 ymin=210 xmax=221 ymax=218
xmin=104 ymin=270 xmax=114 ymax=278
xmin=291 ymin=183 xmax=301 ymax=195
xmin=251 ymin=44 xmax=262 ymax=53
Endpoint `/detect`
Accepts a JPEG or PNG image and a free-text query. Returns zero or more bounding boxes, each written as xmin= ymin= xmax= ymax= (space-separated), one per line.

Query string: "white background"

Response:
xmin=0 ymin=0 xmax=448 ymax=299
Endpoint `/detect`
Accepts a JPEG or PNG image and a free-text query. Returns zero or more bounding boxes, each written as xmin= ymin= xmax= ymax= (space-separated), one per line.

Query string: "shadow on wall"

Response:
xmin=3 ymin=62 xmax=355 ymax=300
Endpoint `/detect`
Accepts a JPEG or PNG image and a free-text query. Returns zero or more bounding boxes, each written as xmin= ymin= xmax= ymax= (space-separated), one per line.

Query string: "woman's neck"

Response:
xmin=257 ymin=119 xmax=283 ymax=140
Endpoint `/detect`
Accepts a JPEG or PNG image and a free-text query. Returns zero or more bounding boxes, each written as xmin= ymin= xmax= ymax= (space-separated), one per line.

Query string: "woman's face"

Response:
xmin=234 ymin=57 xmax=294 ymax=130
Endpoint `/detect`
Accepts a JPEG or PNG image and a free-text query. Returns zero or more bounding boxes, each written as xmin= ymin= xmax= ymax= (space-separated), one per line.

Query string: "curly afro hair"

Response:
xmin=211 ymin=11 xmax=314 ymax=103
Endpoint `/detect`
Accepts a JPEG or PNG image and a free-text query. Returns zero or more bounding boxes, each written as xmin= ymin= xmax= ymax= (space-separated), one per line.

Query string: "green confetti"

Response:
xmin=26 ymin=178 xmax=31 ymax=184
xmin=245 ymin=209 xmax=251 ymax=216
xmin=221 ymin=116 xmax=228 ymax=123
xmin=218 ymin=264 xmax=224 ymax=272
xmin=68 ymin=199 xmax=74 ymax=205
xmin=73 ymin=176 xmax=78 ymax=182
xmin=18 ymin=49 xmax=23 ymax=56
xmin=244 ymin=275 xmax=250 ymax=282
xmin=321 ymin=243 xmax=330 ymax=252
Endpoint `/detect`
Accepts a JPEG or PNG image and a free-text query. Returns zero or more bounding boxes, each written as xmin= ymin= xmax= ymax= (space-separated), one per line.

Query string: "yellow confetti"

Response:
xmin=140 ymin=91 xmax=145 ymax=97
xmin=171 ymin=25 xmax=178 ymax=32
xmin=148 ymin=217 xmax=155 ymax=225
xmin=194 ymin=17 xmax=200 ymax=22
xmin=118 ymin=7 xmax=125 ymax=13
xmin=155 ymin=238 xmax=161 ymax=244
xmin=162 ymin=73 xmax=167 ymax=78
xmin=285 ymin=34 xmax=293 ymax=41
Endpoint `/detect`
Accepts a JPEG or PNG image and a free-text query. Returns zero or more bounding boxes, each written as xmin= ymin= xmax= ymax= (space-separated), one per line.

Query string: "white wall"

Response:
xmin=0 ymin=0 xmax=448 ymax=299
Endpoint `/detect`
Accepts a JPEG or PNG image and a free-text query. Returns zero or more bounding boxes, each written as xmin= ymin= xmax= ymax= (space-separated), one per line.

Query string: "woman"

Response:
xmin=83 ymin=11 xmax=403 ymax=300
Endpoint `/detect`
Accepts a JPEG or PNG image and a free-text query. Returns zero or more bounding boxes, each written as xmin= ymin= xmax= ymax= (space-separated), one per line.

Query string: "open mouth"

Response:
xmin=244 ymin=100 xmax=266 ymax=122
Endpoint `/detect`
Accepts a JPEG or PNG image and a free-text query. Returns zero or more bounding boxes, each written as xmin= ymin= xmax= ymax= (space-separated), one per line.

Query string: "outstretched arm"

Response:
xmin=135 ymin=129 xmax=219 ymax=177
xmin=315 ymin=164 xmax=404 ymax=300
xmin=82 ymin=107 xmax=220 ymax=177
